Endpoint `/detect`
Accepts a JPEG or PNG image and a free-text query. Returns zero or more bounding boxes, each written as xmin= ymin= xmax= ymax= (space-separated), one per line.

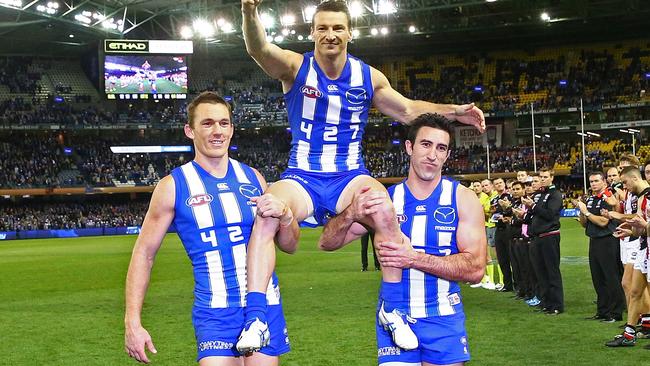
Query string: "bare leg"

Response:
xmin=246 ymin=180 xmax=312 ymax=297
xmin=199 ymin=356 xmax=243 ymax=366
xmin=238 ymin=179 xmax=312 ymax=353
xmin=336 ymin=175 xmax=418 ymax=350
xmin=244 ymin=352 xmax=279 ymax=366
xmin=622 ymin=263 xmax=633 ymax=310
xmin=337 ymin=176 xmax=403 ymax=284
xmin=627 ymin=269 xmax=648 ymax=327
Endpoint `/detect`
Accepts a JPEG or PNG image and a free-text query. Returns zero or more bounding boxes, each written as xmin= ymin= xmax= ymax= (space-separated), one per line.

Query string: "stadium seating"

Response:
xmin=0 ymin=39 xmax=648 ymax=189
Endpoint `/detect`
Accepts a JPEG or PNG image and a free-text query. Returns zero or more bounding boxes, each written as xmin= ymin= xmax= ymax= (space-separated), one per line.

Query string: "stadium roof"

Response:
xmin=1 ymin=0 xmax=649 ymax=55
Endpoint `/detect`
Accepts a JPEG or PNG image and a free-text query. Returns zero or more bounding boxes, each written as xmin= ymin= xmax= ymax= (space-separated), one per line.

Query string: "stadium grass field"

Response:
xmin=0 ymin=218 xmax=645 ymax=365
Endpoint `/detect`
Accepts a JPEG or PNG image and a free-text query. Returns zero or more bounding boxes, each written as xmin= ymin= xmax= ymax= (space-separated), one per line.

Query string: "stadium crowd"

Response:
xmin=0 ymin=200 xmax=147 ymax=231
xmin=0 ymin=126 xmax=612 ymax=188
xmin=1 ymin=39 xmax=648 ymax=130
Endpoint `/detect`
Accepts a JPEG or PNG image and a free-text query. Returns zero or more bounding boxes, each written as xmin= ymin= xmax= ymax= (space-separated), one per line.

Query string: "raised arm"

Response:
xmin=370 ymin=67 xmax=485 ymax=132
xmin=604 ymin=191 xmax=620 ymax=212
xmin=241 ymin=0 xmax=303 ymax=85
xmin=377 ymin=186 xmax=486 ymax=284
xmin=124 ymin=175 xmax=176 ymax=364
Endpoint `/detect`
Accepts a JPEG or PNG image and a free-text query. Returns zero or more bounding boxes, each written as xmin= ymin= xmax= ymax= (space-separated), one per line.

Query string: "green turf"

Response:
xmin=0 ymin=219 xmax=644 ymax=365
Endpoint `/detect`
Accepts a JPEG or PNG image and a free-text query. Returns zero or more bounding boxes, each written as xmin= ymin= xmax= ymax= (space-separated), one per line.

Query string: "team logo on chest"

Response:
xmin=345 ymin=87 xmax=367 ymax=105
xmin=433 ymin=206 xmax=456 ymax=224
xmin=239 ymin=184 xmax=261 ymax=199
xmin=186 ymin=193 xmax=213 ymax=207
xmin=301 ymin=85 xmax=323 ymax=99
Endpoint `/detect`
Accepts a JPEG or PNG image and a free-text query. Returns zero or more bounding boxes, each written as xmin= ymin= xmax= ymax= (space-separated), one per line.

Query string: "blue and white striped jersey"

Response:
xmin=170 ymin=159 xmax=281 ymax=309
xmin=284 ymin=52 xmax=373 ymax=173
xmin=388 ymin=178 xmax=463 ymax=318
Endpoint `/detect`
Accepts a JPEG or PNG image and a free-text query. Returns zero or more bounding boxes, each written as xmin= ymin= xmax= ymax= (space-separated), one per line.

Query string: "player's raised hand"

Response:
xmin=614 ymin=186 xmax=625 ymax=199
xmin=498 ymin=197 xmax=511 ymax=209
xmin=521 ymin=196 xmax=534 ymax=207
xmin=125 ymin=325 xmax=157 ymax=364
xmin=241 ymin=0 xmax=262 ymax=12
xmin=349 ymin=186 xmax=389 ymax=222
xmin=576 ymin=201 xmax=588 ymax=214
xmin=454 ymin=103 xmax=485 ymax=133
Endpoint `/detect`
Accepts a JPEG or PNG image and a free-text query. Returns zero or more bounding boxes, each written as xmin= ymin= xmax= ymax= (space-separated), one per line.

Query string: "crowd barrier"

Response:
xmin=0 ymin=210 xmax=580 ymax=241
xmin=0 ymin=226 xmax=177 ymax=241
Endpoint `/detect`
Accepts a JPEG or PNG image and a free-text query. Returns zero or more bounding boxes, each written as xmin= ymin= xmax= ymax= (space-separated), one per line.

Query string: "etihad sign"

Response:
xmin=104 ymin=39 xmax=193 ymax=54
xmin=105 ymin=40 xmax=148 ymax=53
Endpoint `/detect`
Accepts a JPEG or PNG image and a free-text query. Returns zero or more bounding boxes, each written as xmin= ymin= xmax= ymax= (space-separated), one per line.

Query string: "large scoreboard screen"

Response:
xmin=103 ymin=39 xmax=193 ymax=100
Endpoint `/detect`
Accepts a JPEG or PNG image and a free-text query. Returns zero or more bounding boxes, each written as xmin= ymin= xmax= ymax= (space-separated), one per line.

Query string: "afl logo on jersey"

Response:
xmin=433 ymin=207 xmax=456 ymax=224
xmin=239 ymin=184 xmax=261 ymax=199
xmin=397 ymin=214 xmax=408 ymax=224
xmin=301 ymin=85 xmax=323 ymax=99
xmin=345 ymin=87 xmax=367 ymax=105
xmin=186 ymin=193 xmax=213 ymax=207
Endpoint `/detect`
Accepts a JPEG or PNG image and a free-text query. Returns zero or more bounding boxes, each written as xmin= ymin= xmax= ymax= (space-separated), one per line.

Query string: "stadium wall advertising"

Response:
xmin=454 ymin=124 xmax=502 ymax=147
xmin=0 ymin=210 xmax=577 ymax=240
xmin=0 ymin=226 xmax=177 ymax=241
xmin=104 ymin=40 xmax=193 ymax=54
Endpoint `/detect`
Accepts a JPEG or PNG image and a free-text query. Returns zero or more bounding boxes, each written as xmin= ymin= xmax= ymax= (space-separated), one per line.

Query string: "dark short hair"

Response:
xmin=539 ymin=167 xmax=554 ymax=177
xmin=589 ymin=171 xmax=606 ymax=181
xmin=621 ymin=166 xmax=642 ymax=178
xmin=313 ymin=0 xmax=352 ymax=29
xmin=406 ymin=113 xmax=454 ymax=145
xmin=187 ymin=91 xmax=233 ymax=128
xmin=511 ymin=181 xmax=524 ymax=189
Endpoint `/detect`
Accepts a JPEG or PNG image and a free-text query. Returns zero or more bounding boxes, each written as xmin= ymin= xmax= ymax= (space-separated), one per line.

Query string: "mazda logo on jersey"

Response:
xmin=301 ymin=85 xmax=323 ymax=98
xmin=239 ymin=184 xmax=261 ymax=199
xmin=433 ymin=207 xmax=456 ymax=224
xmin=345 ymin=87 xmax=367 ymax=105
xmin=186 ymin=193 xmax=213 ymax=207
